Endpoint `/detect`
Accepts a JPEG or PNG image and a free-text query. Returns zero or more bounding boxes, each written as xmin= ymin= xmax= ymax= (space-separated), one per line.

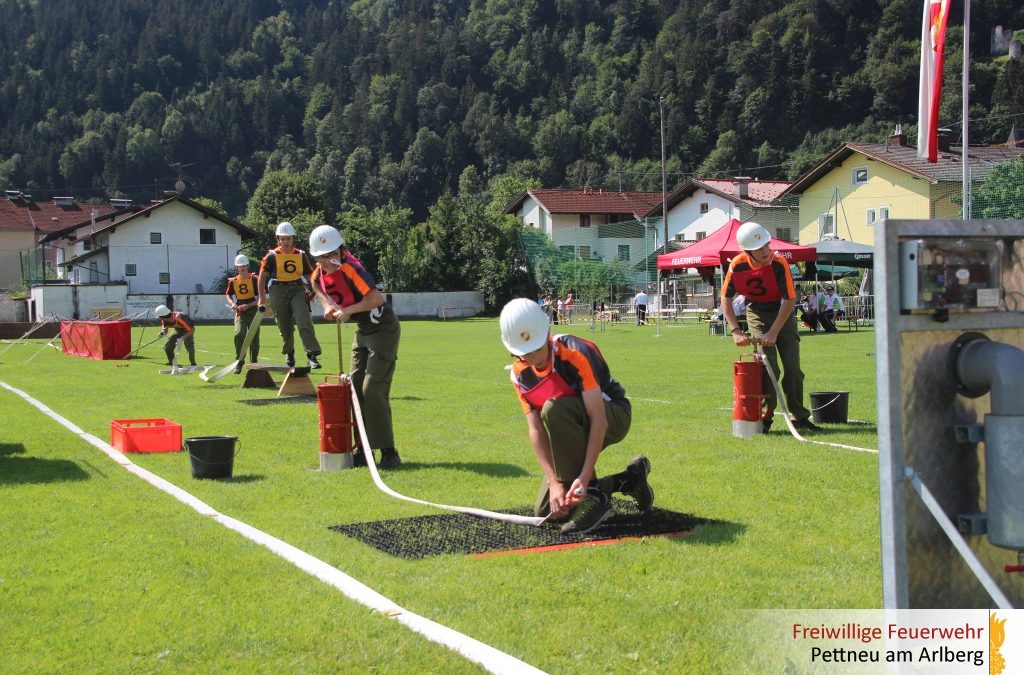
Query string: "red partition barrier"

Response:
xmin=60 ymin=320 xmax=132 ymax=360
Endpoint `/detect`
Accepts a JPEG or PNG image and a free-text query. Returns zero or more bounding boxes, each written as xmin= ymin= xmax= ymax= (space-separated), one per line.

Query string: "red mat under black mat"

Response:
xmin=330 ymin=499 xmax=707 ymax=559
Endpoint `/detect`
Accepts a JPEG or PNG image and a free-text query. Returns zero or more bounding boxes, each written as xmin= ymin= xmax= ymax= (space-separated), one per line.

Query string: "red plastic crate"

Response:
xmin=110 ymin=418 xmax=182 ymax=453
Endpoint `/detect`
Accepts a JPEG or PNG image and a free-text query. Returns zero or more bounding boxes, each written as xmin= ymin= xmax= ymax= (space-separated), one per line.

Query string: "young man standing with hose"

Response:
xmin=721 ymin=222 xmax=817 ymax=433
xmin=308 ymin=225 xmax=402 ymax=469
xmin=257 ymin=221 xmax=322 ymax=369
xmin=500 ymin=298 xmax=653 ymax=534
xmin=225 ymin=254 xmax=261 ymax=374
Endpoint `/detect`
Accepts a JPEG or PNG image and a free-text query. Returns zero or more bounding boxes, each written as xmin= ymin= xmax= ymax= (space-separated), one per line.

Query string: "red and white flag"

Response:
xmin=917 ymin=0 xmax=952 ymax=162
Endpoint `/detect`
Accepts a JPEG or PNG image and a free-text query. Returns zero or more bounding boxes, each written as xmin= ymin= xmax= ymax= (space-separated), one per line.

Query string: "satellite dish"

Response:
xmin=175 ymin=179 xmax=186 ymax=194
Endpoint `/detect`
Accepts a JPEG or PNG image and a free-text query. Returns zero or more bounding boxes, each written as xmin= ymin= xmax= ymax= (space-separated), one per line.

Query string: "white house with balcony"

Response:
xmin=643 ymin=177 xmax=797 ymax=244
xmin=504 ymin=188 xmax=663 ymax=265
xmin=40 ymin=195 xmax=256 ymax=294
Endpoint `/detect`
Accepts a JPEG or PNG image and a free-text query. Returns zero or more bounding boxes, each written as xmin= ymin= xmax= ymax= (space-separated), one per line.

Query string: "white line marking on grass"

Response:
xmin=0 ymin=381 xmax=546 ymax=675
xmin=631 ymin=397 xmax=674 ymax=404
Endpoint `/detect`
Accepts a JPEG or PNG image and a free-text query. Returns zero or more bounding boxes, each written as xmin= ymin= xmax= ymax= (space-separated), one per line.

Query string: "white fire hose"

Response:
xmin=347 ymin=379 xmax=550 ymax=527
xmin=754 ymin=344 xmax=877 ymax=454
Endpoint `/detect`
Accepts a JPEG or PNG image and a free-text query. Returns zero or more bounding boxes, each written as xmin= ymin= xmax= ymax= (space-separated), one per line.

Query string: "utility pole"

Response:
xmin=659 ymin=96 xmax=668 ymax=255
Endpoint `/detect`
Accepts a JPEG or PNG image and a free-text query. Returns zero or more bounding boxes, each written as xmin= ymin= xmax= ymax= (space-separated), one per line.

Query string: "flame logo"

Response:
xmin=519 ymin=330 xmax=531 ymax=343
xmin=991 ymin=612 xmax=1006 ymax=675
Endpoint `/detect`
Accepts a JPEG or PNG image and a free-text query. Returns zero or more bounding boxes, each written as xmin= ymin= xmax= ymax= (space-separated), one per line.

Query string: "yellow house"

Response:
xmin=779 ymin=132 xmax=1024 ymax=245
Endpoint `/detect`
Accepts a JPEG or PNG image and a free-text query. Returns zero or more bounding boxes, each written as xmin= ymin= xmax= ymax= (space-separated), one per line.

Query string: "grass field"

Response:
xmin=0 ymin=318 xmax=881 ymax=673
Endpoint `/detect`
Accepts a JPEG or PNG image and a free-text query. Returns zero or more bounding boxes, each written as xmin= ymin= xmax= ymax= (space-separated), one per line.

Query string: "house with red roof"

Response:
xmin=778 ymin=129 xmax=1024 ymax=245
xmin=642 ymin=177 xmax=798 ymax=245
xmin=40 ymin=194 xmax=256 ymax=294
xmin=0 ymin=191 xmax=118 ymax=290
xmin=504 ymin=188 xmax=663 ymax=266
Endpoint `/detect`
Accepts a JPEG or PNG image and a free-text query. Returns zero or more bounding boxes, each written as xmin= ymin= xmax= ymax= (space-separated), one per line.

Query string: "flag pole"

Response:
xmin=961 ymin=0 xmax=971 ymax=218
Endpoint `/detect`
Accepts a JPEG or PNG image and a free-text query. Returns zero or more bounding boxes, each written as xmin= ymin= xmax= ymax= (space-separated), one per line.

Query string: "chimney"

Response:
xmin=888 ymin=124 xmax=907 ymax=147
xmin=732 ymin=176 xmax=751 ymax=199
xmin=937 ymin=127 xmax=954 ymax=153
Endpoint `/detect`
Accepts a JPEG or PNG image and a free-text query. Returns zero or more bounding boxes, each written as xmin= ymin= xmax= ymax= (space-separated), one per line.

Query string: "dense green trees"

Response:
xmin=1 ymin=1 xmax=1022 ymax=304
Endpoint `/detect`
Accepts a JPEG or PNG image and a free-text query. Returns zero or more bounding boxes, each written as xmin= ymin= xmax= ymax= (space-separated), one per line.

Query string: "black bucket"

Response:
xmin=809 ymin=392 xmax=850 ymax=424
xmin=185 ymin=436 xmax=238 ymax=479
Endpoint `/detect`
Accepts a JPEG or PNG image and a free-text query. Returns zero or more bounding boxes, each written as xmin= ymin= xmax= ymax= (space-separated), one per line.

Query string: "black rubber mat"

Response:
xmin=330 ymin=499 xmax=707 ymax=559
xmin=240 ymin=395 xmax=317 ymax=406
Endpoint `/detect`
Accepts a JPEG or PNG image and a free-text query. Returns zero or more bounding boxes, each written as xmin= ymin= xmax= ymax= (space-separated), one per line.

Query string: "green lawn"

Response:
xmin=0 ymin=318 xmax=881 ymax=673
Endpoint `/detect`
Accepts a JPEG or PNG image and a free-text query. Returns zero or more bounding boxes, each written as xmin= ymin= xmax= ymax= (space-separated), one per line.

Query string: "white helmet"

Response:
xmin=275 ymin=221 xmax=296 ymax=236
xmin=234 ymin=254 xmax=250 ymax=267
xmin=154 ymin=304 xmax=171 ymax=318
xmin=736 ymin=221 xmax=772 ymax=251
xmin=500 ymin=298 xmax=550 ymax=356
xmin=309 ymin=225 xmax=345 ymax=257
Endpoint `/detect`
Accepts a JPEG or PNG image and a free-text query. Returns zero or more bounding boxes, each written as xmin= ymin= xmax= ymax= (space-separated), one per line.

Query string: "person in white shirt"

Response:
xmin=819 ymin=286 xmax=845 ymax=332
xmin=633 ymin=290 xmax=648 ymax=325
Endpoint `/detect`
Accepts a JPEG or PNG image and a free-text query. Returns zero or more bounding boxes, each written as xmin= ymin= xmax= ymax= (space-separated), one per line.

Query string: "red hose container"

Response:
xmin=317 ymin=379 xmax=353 ymax=454
xmin=733 ymin=353 xmax=766 ymax=437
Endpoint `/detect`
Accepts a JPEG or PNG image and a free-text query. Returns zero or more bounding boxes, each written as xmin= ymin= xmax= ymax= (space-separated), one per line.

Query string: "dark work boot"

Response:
xmin=307 ymin=352 xmax=321 ymax=369
xmin=379 ymin=448 xmax=402 ymax=469
xmin=285 ymin=352 xmax=295 ymax=367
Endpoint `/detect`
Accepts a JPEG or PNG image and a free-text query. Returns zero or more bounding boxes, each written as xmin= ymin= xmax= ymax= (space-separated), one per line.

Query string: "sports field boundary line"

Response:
xmin=0 ymin=380 xmax=546 ymax=675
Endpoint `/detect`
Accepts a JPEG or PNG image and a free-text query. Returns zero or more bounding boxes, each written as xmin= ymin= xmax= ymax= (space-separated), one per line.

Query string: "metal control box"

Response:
xmin=898 ymin=237 xmax=1003 ymax=312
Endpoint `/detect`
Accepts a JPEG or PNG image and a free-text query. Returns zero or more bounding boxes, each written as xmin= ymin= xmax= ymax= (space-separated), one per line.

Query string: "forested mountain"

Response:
xmin=1 ymin=1 xmax=1022 ymax=299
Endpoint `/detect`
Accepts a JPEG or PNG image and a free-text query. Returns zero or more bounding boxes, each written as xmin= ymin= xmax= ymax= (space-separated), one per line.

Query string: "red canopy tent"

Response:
xmin=656 ymin=218 xmax=817 ymax=272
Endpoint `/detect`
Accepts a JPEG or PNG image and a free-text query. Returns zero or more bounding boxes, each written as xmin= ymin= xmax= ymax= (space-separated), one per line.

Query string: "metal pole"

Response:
xmin=659 ymin=96 xmax=668 ymax=255
xmin=658 ymin=96 xmax=667 ymax=339
xmin=961 ymin=0 xmax=971 ymax=219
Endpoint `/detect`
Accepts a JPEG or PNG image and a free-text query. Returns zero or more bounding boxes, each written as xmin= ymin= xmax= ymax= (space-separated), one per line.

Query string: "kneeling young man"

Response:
xmin=500 ymin=298 xmax=653 ymax=534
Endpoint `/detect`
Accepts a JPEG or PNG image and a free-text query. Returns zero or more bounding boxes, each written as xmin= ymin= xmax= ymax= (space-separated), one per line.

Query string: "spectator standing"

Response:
xmin=633 ymin=289 xmax=648 ymax=325
xmin=563 ymin=293 xmax=574 ymax=324
xmin=721 ymin=222 xmax=817 ymax=433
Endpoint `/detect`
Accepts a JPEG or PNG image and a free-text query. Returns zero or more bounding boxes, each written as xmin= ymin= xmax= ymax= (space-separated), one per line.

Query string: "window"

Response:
xmin=699 ymin=202 xmax=709 ymax=214
xmin=83 ymin=239 xmax=92 ymax=251
xmin=819 ymin=213 xmax=835 ymax=236
xmin=125 ymin=264 xmax=137 ymax=276
xmin=866 ymin=208 xmax=877 ymax=225
xmin=879 ymin=206 xmax=890 ymax=221
xmin=852 ymin=166 xmax=869 ymax=185
xmin=150 ymin=232 xmax=162 ymax=244
xmin=199 ymin=229 xmax=216 ymax=244
xmin=89 ymin=262 xmax=98 ymax=283
xmin=776 ymin=227 xmax=792 ymax=242
xmin=695 ymin=231 xmax=706 ymax=240
xmin=617 ymin=245 xmax=630 ymax=261
xmin=578 ymin=245 xmax=591 ymax=260
xmin=559 ymin=245 xmax=574 ymax=257
xmin=159 ymin=272 xmax=170 ymax=284
xmin=579 ymin=214 xmax=591 ymax=228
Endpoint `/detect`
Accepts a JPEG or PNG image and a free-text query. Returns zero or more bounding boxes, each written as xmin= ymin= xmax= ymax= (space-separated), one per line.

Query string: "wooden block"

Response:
xmin=242 ymin=369 xmax=277 ymax=389
xmin=277 ymin=371 xmax=317 ymax=397
xmin=244 ymin=364 xmax=293 ymax=373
